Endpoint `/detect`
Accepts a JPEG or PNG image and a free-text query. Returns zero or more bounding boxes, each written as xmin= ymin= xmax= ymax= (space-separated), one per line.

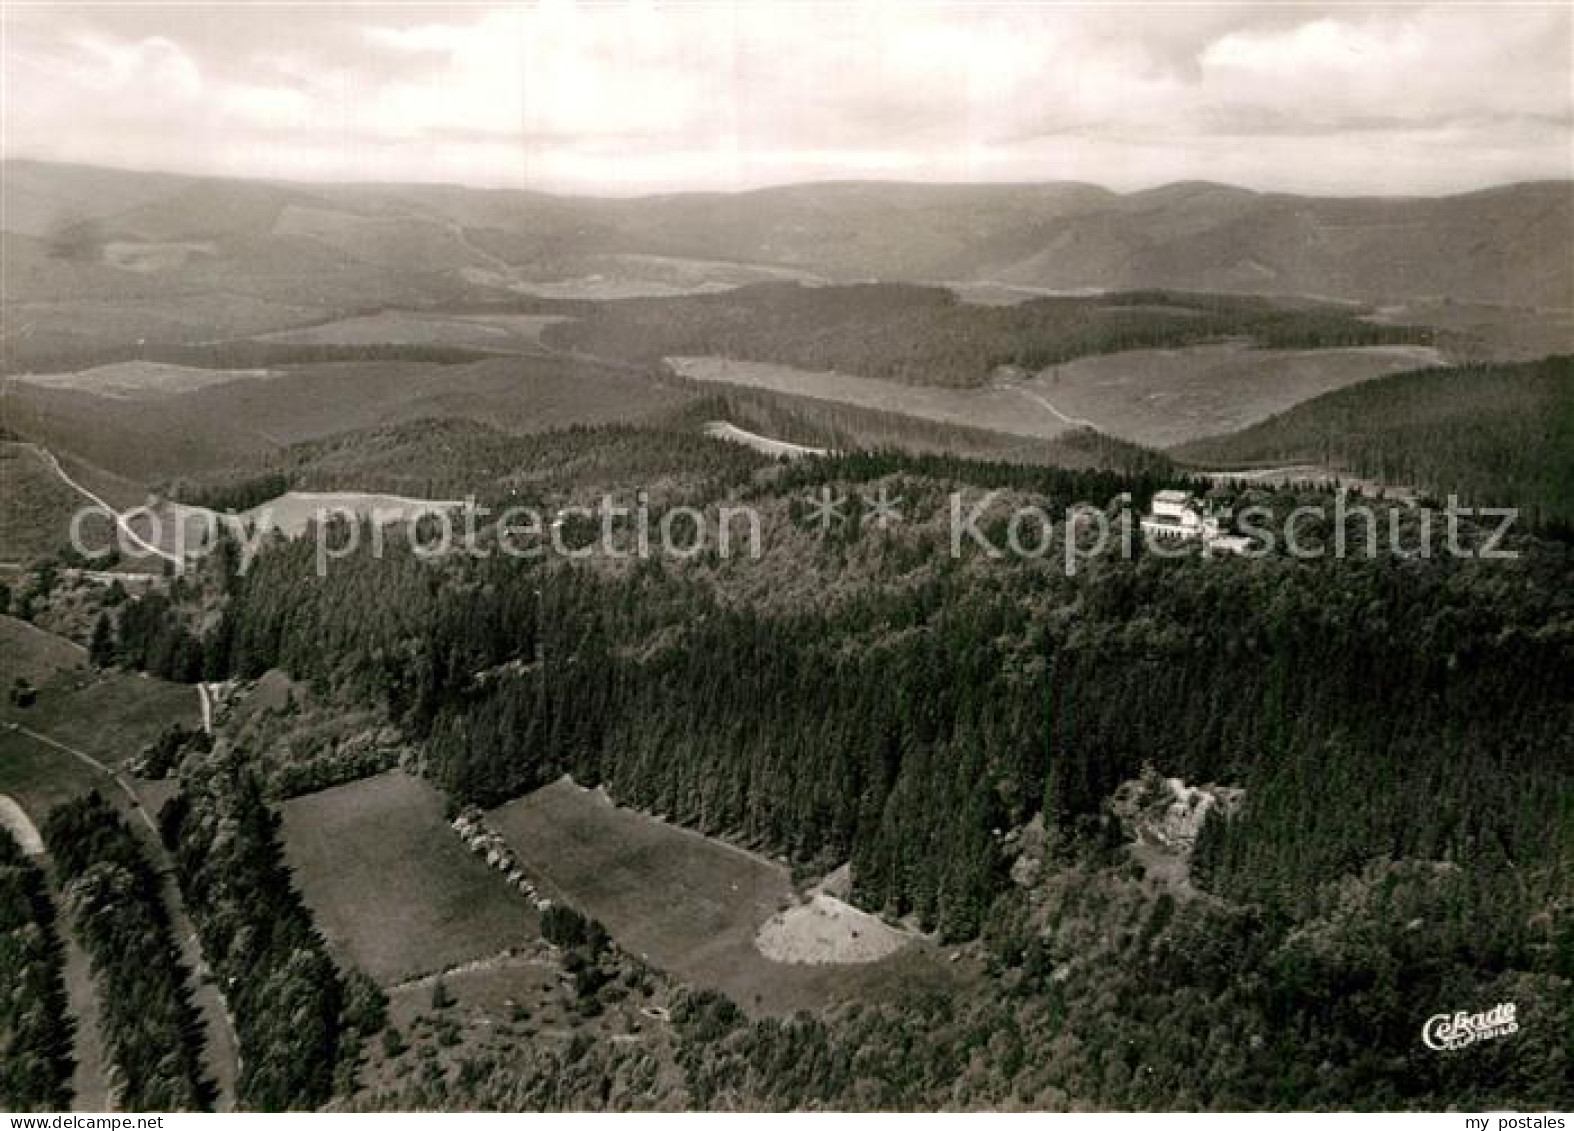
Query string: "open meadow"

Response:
xmin=669 ymin=342 xmax=1448 ymax=450
xmin=15 ymin=360 xmax=278 ymax=399
xmin=0 ymin=614 xmax=199 ymax=819
xmin=1023 ymin=342 xmax=1449 ymax=448
xmin=281 ymin=771 xmax=541 ymax=985
xmin=489 ymin=779 xmax=953 ymax=1016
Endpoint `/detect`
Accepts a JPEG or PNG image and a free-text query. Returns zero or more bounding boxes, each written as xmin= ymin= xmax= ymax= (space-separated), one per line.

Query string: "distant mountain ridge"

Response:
xmin=5 ymin=160 xmax=1569 ymax=313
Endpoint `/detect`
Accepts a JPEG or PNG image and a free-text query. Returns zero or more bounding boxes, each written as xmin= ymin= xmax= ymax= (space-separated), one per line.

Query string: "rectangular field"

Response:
xmin=489 ymin=778 xmax=952 ymax=1015
xmin=281 ymin=771 xmax=540 ymax=985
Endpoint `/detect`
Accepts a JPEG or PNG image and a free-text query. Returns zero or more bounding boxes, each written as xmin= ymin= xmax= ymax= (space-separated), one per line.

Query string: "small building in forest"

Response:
xmin=1140 ymin=489 xmax=1251 ymax=555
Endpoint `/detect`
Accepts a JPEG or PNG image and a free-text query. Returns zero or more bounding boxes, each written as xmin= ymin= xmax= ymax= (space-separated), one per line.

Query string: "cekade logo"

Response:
xmin=1422 ymin=1002 xmax=1519 ymax=1051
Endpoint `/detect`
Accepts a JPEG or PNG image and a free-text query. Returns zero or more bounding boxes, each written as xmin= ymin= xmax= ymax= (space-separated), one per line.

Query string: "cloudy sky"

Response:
xmin=3 ymin=2 xmax=1570 ymax=195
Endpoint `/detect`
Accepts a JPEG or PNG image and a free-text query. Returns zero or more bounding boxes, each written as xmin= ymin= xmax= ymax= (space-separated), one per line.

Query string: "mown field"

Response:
xmin=502 ymin=252 xmax=824 ymax=300
xmin=489 ymin=779 xmax=954 ymax=1016
xmin=3 ymin=353 xmax=694 ymax=482
xmin=281 ymin=770 xmax=540 ymax=985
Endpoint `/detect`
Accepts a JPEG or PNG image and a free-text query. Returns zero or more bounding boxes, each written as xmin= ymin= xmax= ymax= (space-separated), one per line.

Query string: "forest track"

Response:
xmin=5 ymin=718 xmax=242 ymax=1109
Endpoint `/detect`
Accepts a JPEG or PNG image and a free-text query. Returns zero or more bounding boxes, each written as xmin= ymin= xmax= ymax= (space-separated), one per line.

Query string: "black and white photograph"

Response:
xmin=0 ymin=0 xmax=1570 ymax=1117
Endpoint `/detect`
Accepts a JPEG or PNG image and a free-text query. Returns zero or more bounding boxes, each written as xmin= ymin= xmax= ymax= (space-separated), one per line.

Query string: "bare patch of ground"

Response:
xmin=0 ymin=792 xmax=43 ymax=854
xmin=498 ymin=253 xmax=823 ymax=300
xmin=103 ymin=240 xmax=215 ymax=273
xmin=252 ymin=310 xmax=564 ymax=351
xmin=755 ymin=890 xmax=912 ymax=965
xmin=1196 ymin=463 xmax=1417 ymax=502
xmin=702 ymin=421 xmax=826 ymax=459
xmin=1109 ymin=769 xmax=1244 ymax=892
xmin=160 ymin=490 xmax=464 ymax=548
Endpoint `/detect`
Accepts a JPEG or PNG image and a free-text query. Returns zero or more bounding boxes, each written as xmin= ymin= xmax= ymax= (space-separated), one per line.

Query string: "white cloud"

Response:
xmin=2 ymin=3 xmax=1569 ymax=194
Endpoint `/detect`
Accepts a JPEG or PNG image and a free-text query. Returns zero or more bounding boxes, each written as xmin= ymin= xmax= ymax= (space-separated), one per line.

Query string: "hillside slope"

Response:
xmin=1174 ymin=356 xmax=1574 ymax=527
xmin=6 ymin=161 xmax=1568 ymax=321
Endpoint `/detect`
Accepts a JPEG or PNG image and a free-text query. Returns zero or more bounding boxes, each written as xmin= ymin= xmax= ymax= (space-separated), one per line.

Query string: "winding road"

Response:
xmin=24 ymin=443 xmax=181 ymax=568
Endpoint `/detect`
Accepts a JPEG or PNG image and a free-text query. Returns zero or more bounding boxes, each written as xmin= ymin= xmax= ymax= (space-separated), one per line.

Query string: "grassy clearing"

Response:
xmin=280 ymin=771 xmax=539 ymax=985
xmin=0 ymin=615 xmax=197 ymax=817
xmin=1025 ymin=342 xmax=1447 ymax=448
xmin=0 ymin=793 xmax=43 ymax=853
xmin=502 ymin=253 xmax=821 ymax=300
xmin=489 ymin=779 xmax=952 ymax=1015
xmin=700 ymin=421 xmax=825 ymax=458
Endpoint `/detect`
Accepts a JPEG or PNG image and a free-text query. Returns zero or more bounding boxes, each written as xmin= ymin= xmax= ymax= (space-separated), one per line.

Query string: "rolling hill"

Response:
xmin=0 ymin=353 xmax=693 ymax=481
xmin=1174 ymin=356 xmax=1574 ymax=527
xmin=4 ymin=161 xmax=1569 ymax=370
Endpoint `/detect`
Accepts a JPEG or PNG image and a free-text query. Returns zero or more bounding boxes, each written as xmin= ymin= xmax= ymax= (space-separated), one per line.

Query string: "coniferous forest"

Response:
xmin=125 ymin=428 xmax=1568 ymax=1110
xmin=11 ymin=408 xmax=1572 ymax=1110
xmin=4 ymin=57 xmax=1573 ymax=1115
xmin=0 ymin=828 xmax=74 ymax=1109
xmin=41 ymin=795 xmax=213 ymax=1111
xmin=159 ymin=754 xmax=381 ymax=1110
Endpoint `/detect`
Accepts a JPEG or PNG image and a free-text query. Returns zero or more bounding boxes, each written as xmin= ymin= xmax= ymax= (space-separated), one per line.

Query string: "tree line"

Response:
xmin=0 ymin=828 xmax=74 ymax=1109
xmin=159 ymin=752 xmax=386 ymax=1109
xmin=546 ymin=282 xmax=1431 ymax=388
xmin=42 ymin=794 xmax=213 ymax=1111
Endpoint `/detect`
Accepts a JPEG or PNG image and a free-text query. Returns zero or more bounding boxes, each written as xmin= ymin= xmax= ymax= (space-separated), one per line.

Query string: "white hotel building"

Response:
xmin=1140 ymin=489 xmax=1252 ymax=555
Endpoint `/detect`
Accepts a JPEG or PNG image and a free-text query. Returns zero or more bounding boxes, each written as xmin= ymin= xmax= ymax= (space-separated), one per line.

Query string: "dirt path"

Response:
xmin=1007 ymin=386 xmax=1101 ymax=431
xmin=156 ymin=869 xmax=240 ymax=1110
xmin=59 ymin=923 xmax=111 ymax=1111
xmin=25 ymin=444 xmax=180 ymax=567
